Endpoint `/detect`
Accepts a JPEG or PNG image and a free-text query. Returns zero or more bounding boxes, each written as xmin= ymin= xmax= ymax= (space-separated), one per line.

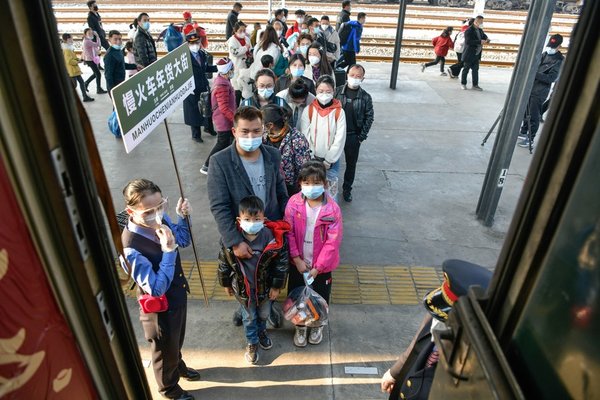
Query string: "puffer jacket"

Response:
xmin=218 ymin=220 xmax=291 ymax=305
xmin=211 ymin=74 xmax=237 ymax=132
xmin=227 ymin=34 xmax=252 ymax=92
xmin=134 ymin=27 xmax=157 ymax=67
xmin=334 ymin=84 xmax=374 ymax=139
xmin=300 ymin=99 xmax=347 ymax=165
xmin=284 ymin=192 xmax=343 ymax=274
xmin=432 ymin=35 xmax=454 ymax=57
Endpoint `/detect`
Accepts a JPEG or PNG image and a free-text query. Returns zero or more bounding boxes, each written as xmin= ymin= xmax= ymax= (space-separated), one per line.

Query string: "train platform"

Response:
xmin=85 ymin=61 xmax=533 ymax=398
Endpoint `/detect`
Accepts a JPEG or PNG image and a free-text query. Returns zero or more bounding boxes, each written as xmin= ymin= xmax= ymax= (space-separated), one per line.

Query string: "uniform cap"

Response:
xmin=183 ymin=11 xmax=192 ymax=20
xmin=183 ymin=23 xmax=199 ymax=42
xmin=423 ymin=259 xmax=493 ymax=321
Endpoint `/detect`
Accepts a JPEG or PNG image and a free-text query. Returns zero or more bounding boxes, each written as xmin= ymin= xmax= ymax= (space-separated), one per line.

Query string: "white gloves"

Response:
xmin=381 ymin=369 xmax=396 ymax=393
xmin=176 ymin=197 xmax=192 ymax=218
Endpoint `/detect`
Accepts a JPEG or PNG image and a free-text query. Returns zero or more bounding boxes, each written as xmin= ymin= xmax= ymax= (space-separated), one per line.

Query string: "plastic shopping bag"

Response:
xmin=283 ymin=285 xmax=329 ymax=327
xmin=108 ymin=111 xmax=121 ymax=138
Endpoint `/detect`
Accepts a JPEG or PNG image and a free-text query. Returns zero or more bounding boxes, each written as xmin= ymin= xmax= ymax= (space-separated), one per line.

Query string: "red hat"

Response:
xmin=183 ymin=23 xmax=199 ymax=42
xmin=183 ymin=11 xmax=192 ymax=20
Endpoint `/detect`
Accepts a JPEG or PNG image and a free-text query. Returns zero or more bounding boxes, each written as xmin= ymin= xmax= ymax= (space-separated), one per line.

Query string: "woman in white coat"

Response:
xmin=227 ymin=21 xmax=252 ymax=104
xmin=301 ymin=75 xmax=346 ymax=200
xmin=250 ymin=25 xmax=282 ymax=79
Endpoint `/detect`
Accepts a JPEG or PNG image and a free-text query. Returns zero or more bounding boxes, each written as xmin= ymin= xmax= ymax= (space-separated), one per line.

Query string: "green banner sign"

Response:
xmin=111 ymin=43 xmax=195 ymax=153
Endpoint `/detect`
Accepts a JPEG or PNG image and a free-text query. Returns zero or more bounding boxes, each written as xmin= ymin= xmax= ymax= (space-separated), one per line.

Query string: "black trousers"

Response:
xmin=520 ymin=95 xmax=544 ymax=142
xmin=338 ymin=50 xmax=356 ymax=70
xmin=71 ymin=75 xmax=87 ymax=98
xmin=448 ymin=52 xmax=463 ymax=77
xmin=140 ymin=304 xmax=188 ymax=399
xmin=84 ymin=61 xmax=103 ymax=91
xmin=425 ymin=56 xmax=446 ymax=72
xmin=204 ymin=130 xmax=234 ymax=166
xmin=288 ymin=265 xmax=332 ymax=304
xmin=191 ymin=126 xmax=202 ymax=139
xmin=461 ymin=59 xmax=480 ymax=86
xmin=343 ymin=134 xmax=361 ymax=193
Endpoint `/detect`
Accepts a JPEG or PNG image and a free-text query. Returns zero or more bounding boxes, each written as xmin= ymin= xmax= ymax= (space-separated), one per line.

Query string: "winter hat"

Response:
xmin=183 ymin=24 xmax=199 ymax=43
xmin=183 ymin=11 xmax=192 ymax=20
xmin=216 ymin=57 xmax=234 ymax=74
xmin=548 ymin=34 xmax=563 ymax=49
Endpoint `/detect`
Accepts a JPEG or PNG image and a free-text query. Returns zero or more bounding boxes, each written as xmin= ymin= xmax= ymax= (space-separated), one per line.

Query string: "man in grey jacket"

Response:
xmin=207 ymin=106 xmax=288 ymax=258
xmin=208 ymin=106 xmax=289 ymax=327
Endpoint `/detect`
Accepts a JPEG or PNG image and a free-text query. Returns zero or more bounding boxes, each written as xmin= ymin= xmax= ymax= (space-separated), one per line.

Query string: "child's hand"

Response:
xmin=269 ymin=288 xmax=280 ymax=300
xmin=294 ymin=258 xmax=308 ymax=273
xmin=224 ymin=287 xmax=234 ymax=296
xmin=309 ymin=268 xmax=319 ymax=279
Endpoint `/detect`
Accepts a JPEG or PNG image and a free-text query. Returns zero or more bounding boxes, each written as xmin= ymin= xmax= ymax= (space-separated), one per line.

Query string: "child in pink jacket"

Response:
xmin=284 ymin=160 xmax=343 ymax=348
xmin=421 ymin=27 xmax=454 ymax=76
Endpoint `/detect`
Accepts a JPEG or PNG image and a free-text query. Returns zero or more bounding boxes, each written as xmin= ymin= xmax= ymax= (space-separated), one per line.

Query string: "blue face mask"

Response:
xmin=299 ymin=45 xmax=309 ymax=55
xmin=302 ymin=184 xmax=325 ymax=200
xmin=291 ymin=67 xmax=304 ymax=77
xmin=142 ymin=21 xmax=151 ymax=31
xmin=238 ymin=136 xmax=262 ymax=152
xmin=111 ymin=44 xmax=122 ymax=50
xmin=240 ymin=220 xmax=264 ymax=235
xmin=313 ymin=27 xmax=321 ymax=34
xmin=258 ymin=87 xmax=274 ymax=99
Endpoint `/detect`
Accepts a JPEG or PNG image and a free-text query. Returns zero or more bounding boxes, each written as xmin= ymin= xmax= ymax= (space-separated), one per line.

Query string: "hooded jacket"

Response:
xmin=300 ymin=98 xmax=347 ymax=165
xmin=432 ymin=35 xmax=454 ymax=57
xmin=284 ymin=192 xmax=343 ymax=274
xmin=341 ymin=20 xmax=363 ymax=53
xmin=62 ymin=44 xmax=82 ymax=77
xmin=218 ymin=220 xmax=290 ymax=305
xmin=211 ymin=74 xmax=237 ymax=131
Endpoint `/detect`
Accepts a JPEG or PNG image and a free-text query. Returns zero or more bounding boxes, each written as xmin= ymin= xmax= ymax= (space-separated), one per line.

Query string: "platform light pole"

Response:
xmin=476 ymin=0 xmax=557 ymax=226
xmin=389 ymin=0 xmax=407 ymax=90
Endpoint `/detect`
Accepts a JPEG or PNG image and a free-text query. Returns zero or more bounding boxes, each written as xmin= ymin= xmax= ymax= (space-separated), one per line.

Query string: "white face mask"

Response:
xmin=547 ymin=48 xmax=557 ymax=55
xmin=297 ymin=17 xmax=305 ymax=24
xmin=321 ymin=24 xmax=330 ymax=30
xmin=308 ymin=56 xmax=321 ymax=66
xmin=189 ymin=44 xmax=200 ymax=53
xmin=347 ymin=77 xmax=362 ymax=88
xmin=316 ymin=93 xmax=333 ymax=104
xmin=430 ymin=318 xmax=446 ymax=342
xmin=236 ymin=32 xmax=246 ymax=39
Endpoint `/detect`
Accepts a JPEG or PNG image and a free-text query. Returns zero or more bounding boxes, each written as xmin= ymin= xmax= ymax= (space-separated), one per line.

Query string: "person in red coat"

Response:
xmin=421 ymin=27 xmax=454 ymax=76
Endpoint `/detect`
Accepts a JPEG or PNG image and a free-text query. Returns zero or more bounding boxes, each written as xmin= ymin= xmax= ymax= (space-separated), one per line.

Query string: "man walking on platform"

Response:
xmin=226 ymin=3 xmax=243 ymax=40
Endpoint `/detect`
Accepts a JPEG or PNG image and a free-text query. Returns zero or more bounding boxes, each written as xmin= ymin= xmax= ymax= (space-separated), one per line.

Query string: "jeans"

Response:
xmin=204 ymin=131 xmax=234 ymax=167
xmin=520 ymin=95 xmax=544 ymax=142
xmin=326 ymin=160 xmax=340 ymax=201
xmin=425 ymin=56 xmax=446 ymax=72
xmin=343 ymin=134 xmax=361 ymax=193
xmin=461 ymin=59 xmax=480 ymax=86
xmin=84 ymin=61 xmax=103 ymax=91
xmin=241 ymin=300 xmax=272 ymax=344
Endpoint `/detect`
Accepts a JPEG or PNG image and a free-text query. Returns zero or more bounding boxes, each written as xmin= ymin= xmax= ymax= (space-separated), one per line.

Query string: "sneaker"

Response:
xmin=440 ymin=72 xmax=447 ymax=76
xmin=517 ymin=133 xmax=528 ymax=140
xmin=83 ymin=96 xmax=95 ymax=102
xmin=421 ymin=63 xmax=426 ymax=72
xmin=517 ymin=138 xmax=532 ymax=148
xmin=460 ymin=84 xmax=467 ymax=90
xmin=293 ymin=326 xmax=308 ymax=347
xmin=472 ymin=85 xmax=483 ymax=91
xmin=258 ymin=330 xmax=273 ymax=350
xmin=244 ymin=343 xmax=259 ymax=364
xmin=97 ymin=88 xmax=107 ymax=94
xmin=192 ymin=136 xmax=204 ymax=143
xmin=199 ymin=165 xmax=209 ymax=175
xmin=232 ymin=309 xmax=243 ymax=327
xmin=343 ymin=191 xmax=352 ymax=202
xmin=447 ymin=68 xmax=455 ymax=78
xmin=308 ymin=326 xmax=324 ymax=345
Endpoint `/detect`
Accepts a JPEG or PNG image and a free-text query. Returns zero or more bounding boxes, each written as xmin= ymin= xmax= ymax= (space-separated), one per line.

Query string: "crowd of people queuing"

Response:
xmin=59 ymin=2 xmax=564 ymax=398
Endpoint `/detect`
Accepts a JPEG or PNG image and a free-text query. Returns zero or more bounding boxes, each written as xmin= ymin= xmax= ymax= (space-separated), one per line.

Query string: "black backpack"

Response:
xmin=338 ymin=23 xmax=351 ymax=46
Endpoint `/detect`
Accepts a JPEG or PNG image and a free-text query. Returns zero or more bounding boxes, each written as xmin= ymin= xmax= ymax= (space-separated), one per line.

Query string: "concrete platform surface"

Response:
xmin=83 ymin=61 xmax=534 ymax=398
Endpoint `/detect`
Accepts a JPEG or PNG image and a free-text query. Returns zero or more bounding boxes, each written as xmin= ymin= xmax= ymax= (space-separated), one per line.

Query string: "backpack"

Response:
xmin=338 ymin=23 xmax=352 ymax=47
xmin=454 ymin=31 xmax=466 ymax=53
xmin=163 ymin=24 xmax=183 ymax=52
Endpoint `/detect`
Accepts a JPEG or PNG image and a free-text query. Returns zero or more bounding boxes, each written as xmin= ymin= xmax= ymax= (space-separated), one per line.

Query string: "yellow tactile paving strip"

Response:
xmin=120 ymin=262 xmax=443 ymax=305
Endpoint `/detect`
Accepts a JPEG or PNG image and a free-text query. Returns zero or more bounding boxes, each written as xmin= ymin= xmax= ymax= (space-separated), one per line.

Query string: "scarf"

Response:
xmin=267 ymin=125 xmax=289 ymax=143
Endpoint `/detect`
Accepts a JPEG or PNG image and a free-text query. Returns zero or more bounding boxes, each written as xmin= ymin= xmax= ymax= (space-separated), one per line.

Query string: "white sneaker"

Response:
xmin=461 ymin=84 xmax=467 ymax=90
xmin=440 ymin=72 xmax=447 ymax=76
xmin=293 ymin=326 xmax=308 ymax=347
xmin=199 ymin=165 xmax=208 ymax=175
xmin=308 ymin=326 xmax=324 ymax=345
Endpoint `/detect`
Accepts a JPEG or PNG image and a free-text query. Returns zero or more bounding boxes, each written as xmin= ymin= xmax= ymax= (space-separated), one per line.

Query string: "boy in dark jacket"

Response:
xmin=338 ymin=13 xmax=365 ymax=70
xmin=335 ymin=64 xmax=374 ymax=202
xmin=104 ymin=30 xmax=138 ymax=94
xmin=218 ymin=196 xmax=290 ymax=365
